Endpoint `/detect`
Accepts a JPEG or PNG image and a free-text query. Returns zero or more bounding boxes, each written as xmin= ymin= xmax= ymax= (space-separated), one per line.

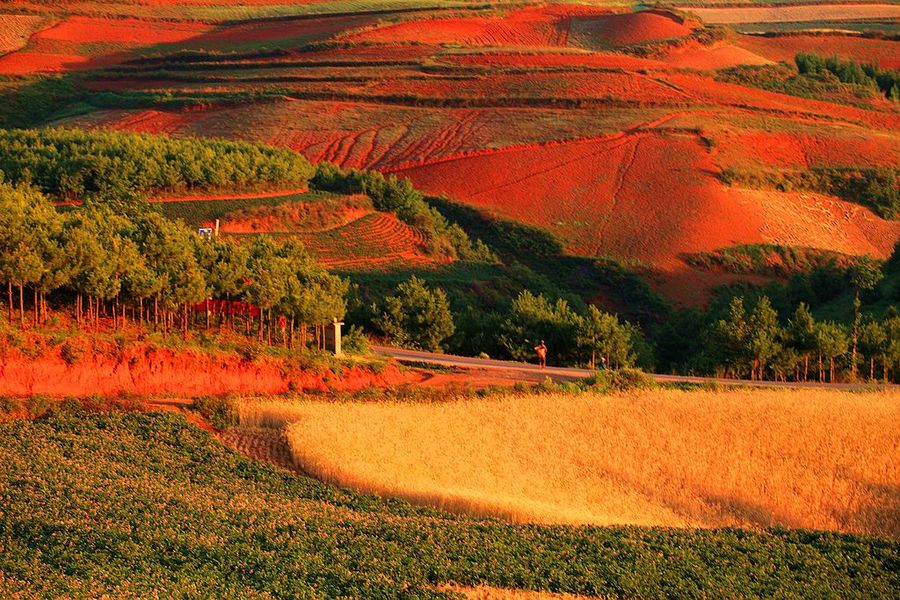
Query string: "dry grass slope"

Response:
xmin=238 ymin=389 xmax=900 ymax=539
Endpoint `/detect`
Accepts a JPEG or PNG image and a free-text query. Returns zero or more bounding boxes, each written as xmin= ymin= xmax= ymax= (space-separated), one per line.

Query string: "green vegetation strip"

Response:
xmin=0 ymin=411 xmax=898 ymax=598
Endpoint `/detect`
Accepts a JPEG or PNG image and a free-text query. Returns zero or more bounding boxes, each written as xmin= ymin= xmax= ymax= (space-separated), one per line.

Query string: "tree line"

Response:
xmin=367 ymin=250 xmax=900 ymax=383
xmin=0 ymin=128 xmax=314 ymax=202
xmin=795 ymin=52 xmax=900 ymax=102
xmin=657 ymin=252 xmax=900 ymax=383
xmin=0 ymin=181 xmax=346 ymax=348
xmin=369 ymin=277 xmax=645 ymax=370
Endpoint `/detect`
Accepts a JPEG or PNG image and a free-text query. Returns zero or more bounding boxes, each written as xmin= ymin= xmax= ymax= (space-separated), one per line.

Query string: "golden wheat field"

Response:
xmin=237 ymin=389 xmax=900 ymax=538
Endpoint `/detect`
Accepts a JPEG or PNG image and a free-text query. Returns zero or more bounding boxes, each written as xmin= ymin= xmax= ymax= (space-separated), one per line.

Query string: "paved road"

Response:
xmin=373 ymin=346 xmax=899 ymax=391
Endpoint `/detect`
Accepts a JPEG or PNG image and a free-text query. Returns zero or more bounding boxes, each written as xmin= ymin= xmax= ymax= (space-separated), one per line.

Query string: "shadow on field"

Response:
xmin=849 ymin=480 xmax=900 ymax=540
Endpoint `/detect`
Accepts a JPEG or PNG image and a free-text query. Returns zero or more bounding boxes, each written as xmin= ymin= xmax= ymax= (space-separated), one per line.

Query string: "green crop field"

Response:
xmin=0 ymin=410 xmax=898 ymax=598
xmin=159 ymin=190 xmax=337 ymax=227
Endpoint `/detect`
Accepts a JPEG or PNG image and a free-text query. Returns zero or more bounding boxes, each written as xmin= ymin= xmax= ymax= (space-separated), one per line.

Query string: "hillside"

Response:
xmin=3 ymin=1 xmax=895 ymax=305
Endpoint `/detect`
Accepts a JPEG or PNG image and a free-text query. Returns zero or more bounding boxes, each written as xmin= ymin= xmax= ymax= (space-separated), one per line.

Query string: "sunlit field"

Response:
xmin=238 ymin=389 xmax=900 ymax=538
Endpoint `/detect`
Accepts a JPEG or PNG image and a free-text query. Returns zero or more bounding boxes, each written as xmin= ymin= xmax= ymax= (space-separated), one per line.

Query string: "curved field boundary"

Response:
xmin=292 ymin=211 xmax=433 ymax=269
xmin=379 ymin=112 xmax=681 ymax=175
xmin=689 ymin=4 xmax=900 ymax=24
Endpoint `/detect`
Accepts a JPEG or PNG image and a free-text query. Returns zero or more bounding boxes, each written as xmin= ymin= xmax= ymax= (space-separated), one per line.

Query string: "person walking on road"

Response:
xmin=534 ymin=340 xmax=547 ymax=369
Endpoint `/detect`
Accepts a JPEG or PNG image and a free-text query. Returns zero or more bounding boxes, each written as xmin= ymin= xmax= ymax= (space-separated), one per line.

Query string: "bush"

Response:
xmin=583 ymin=368 xmax=656 ymax=392
xmin=375 ymin=277 xmax=455 ymax=352
xmin=60 ymin=339 xmax=85 ymax=366
xmin=342 ymin=325 xmax=370 ymax=355
xmin=192 ymin=396 xmax=238 ymax=429
xmin=0 ymin=397 xmax=24 ymax=419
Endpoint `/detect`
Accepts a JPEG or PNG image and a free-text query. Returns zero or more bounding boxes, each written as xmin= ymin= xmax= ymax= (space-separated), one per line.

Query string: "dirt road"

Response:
xmin=374 ymin=346 xmax=898 ymax=391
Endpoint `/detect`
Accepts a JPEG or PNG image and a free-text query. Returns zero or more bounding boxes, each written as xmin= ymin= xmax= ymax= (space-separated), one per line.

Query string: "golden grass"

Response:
xmin=0 ymin=15 xmax=46 ymax=54
xmin=238 ymin=389 xmax=900 ymax=538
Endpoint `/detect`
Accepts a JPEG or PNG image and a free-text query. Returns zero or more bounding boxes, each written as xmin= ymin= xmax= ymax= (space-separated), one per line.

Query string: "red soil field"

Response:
xmin=391 ymin=131 xmax=899 ymax=302
xmin=217 ymin=202 xmax=366 ymax=233
xmin=689 ymin=4 xmax=900 ymax=25
xmin=0 ymin=51 xmax=88 ymax=74
xmin=737 ymin=34 xmax=900 ymax=70
xmin=195 ymin=14 xmax=378 ymax=45
xmin=350 ymin=71 xmax=689 ymax=105
xmin=347 ymin=5 xmax=607 ymax=47
xmin=0 ymin=15 xmax=212 ymax=74
xmin=568 ymin=10 xmax=694 ymax=48
xmin=98 ymin=109 xmax=213 ymax=135
xmin=660 ymin=42 xmax=771 ymax=70
xmin=444 ymin=51 xmax=665 ymax=70
xmin=714 ymin=129 xmax=900 ymax=170
xmin=36 ymin=15 xmax=209 ymax=44
xmin=64 ymin=101 xmax=665 ymax=176
xmin=293 ymin=212 xmax=435 ymax=271
xmin=663 ymin=72 xmax=900 ymax=130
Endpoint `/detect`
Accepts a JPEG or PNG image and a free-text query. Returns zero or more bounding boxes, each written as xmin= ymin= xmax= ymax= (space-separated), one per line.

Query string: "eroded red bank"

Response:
xmin=0 ymin=345 xmax=420 ymax=397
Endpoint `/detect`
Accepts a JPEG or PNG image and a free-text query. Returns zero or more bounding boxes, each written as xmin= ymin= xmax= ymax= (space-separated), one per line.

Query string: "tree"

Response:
xmin=847 ymin=255 xmax=884 ymax=379
xmin=0 ymin=182 xmax=60 ymax=326
xmin=713 ymin=297 xmax=750 ymax=378
xmin=197 ymin=238 xmax=250 ymax=330
xmin=815 ymin=321 xmax=849 ymax=383
xmin=883 ymin=314 xmax=900 ymax=383
xmin=499 ymin=291 xmax=581 ymax=365
xmin=858 ymin=319 xmax=887 ymax=382
xmin=577 ymin=305 xmax=633 ymax=369
xmin=376 ymin=276 xmax=454 ymax=352
xmin=279 ymin=239 xmax=347 ymax=349
xmin=787 ymin=303 xmax=817 ymax=381
xmin=745 ymin=296 xmax=783 ymax=381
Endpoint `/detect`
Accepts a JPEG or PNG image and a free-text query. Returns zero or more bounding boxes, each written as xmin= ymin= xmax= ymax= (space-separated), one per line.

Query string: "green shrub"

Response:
xmin=342 ymin=325 xmax=370 ymax=355
xmin=192 ymin=396 xmax=238 ymax=429
xmin=0 ymin=397 xmax=24 ymax=419
xmin=60 ymin=339 xmax=85 ymax=366
xmin=583 ymin=368 xmax=656 ymax=392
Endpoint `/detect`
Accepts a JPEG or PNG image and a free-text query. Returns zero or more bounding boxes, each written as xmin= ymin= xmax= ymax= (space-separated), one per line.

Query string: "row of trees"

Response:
xmin=795 ymin=52 xmax=900 ymax=102
xmin=713 ymin=297 xmax=899 ymax=383
xmin=0 ymin=181 xmax=347 ymax=347
xmin=0 ymin=128 xmax=314 ymax=201
xmin=372 ymin=280 xmax=643 ymax=369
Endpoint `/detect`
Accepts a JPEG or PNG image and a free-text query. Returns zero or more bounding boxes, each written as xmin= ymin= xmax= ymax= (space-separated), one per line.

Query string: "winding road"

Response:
xmin=373 ymin=346 xmax=899 ymax=391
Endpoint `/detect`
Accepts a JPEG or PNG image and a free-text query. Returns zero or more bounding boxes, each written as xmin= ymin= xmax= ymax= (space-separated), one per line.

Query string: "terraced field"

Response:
xmin=294 ymin=211 xmax=434 ymax=270
xmin=157 ymin=189 xmax=437 ymax=271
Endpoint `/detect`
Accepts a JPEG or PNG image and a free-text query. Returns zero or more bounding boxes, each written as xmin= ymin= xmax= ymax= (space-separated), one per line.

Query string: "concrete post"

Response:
xmin=325 ymin=318 xmax=344 ymax=356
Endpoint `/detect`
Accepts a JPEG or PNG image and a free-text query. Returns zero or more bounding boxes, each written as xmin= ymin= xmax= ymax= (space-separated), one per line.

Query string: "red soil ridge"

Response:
xmin=570 ymin=10 xmax=694 ymax=47
xmin=0 ymin=344 xmax=420 ymax=398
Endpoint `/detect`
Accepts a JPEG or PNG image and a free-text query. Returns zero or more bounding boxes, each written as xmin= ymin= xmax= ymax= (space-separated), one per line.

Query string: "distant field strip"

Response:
xmin=239 ymin=389 xmax=900 ymax=538
xmin=22 ymin=0 xmax=490 ymax=21
xmin=690 ymin=4 xmax=900 ymax=24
